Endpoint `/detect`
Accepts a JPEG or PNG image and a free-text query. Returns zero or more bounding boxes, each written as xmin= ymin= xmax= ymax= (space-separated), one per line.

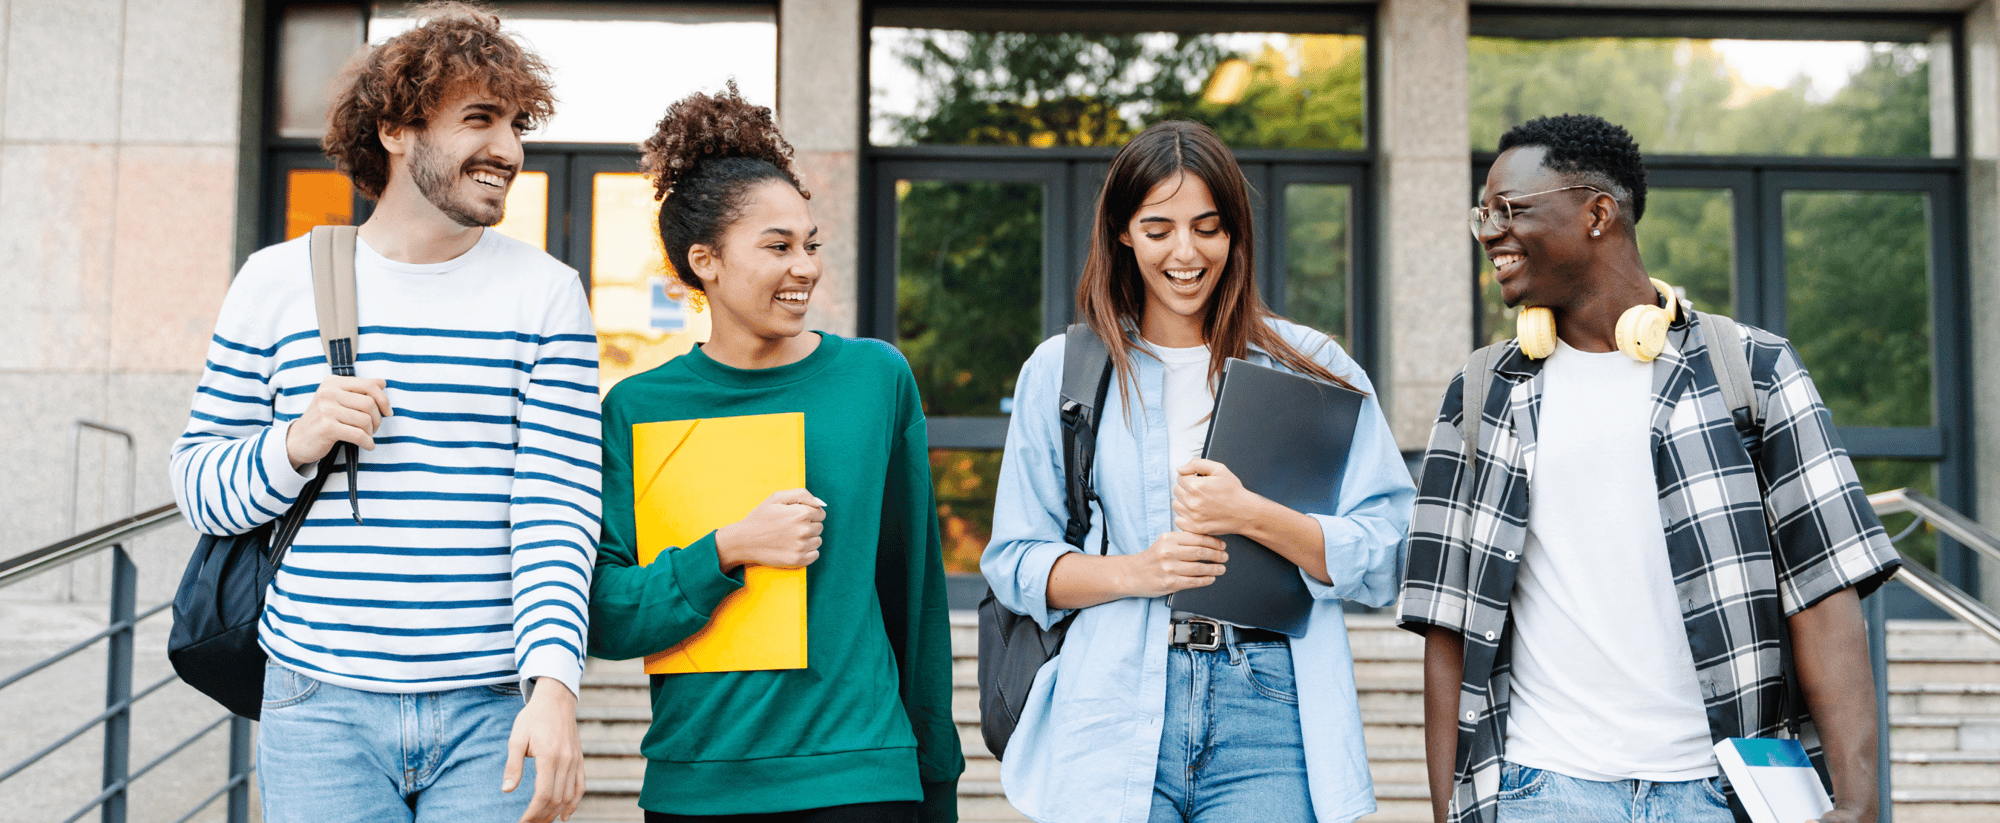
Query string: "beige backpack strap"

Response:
xmin=1700 ymin=311 xmax=1759 ymax=432
xmin=308 ymin=225 xmax=365 ymax=524
xmin=309 ymin=226 xmax=360 ymax=375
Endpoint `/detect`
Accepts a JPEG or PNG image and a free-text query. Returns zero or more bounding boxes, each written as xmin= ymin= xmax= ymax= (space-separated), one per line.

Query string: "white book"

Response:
xmin=1713 ymin=737 xmax=1835 ymax=823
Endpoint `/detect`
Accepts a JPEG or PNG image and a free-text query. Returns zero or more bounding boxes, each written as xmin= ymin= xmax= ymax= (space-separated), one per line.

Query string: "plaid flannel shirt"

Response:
xmin=1397 ymin=304 xmax=1900 ymax=823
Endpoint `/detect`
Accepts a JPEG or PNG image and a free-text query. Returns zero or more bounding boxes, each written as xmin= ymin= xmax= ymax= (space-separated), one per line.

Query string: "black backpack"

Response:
xmin=975 ymin=323 xmax=1112 ymax=760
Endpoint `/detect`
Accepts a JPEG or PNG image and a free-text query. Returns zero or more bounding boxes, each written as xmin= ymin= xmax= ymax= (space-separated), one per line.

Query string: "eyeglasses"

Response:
xmin=1468 ymin=185 xmax=1608 ymax=238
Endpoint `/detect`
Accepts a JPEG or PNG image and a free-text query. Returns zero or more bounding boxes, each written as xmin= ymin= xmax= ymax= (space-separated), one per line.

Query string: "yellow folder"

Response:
xmin=632 ymin=412 xmax=807 ymax=674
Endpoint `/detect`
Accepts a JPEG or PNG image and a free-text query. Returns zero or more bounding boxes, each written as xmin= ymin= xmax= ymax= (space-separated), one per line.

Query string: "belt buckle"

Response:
xmin=1175 ymin=617 xmax=1224 ymax=651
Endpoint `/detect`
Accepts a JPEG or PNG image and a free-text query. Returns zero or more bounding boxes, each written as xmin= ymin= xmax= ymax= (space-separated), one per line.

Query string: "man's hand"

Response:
xmin=285 ymin=376 xmax=392 ymax=470
xmin=502 ymin=678 xmax=584 ymax=823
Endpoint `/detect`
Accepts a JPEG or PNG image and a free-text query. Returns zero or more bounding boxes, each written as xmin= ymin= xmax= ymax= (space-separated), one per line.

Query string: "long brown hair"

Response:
xmin=1076 ymin=120 xmax=1361 ymax=406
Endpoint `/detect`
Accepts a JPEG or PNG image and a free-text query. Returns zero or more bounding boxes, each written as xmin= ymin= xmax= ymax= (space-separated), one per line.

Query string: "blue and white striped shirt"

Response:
xmin=170 ymin=229 xmax=601 ymax=696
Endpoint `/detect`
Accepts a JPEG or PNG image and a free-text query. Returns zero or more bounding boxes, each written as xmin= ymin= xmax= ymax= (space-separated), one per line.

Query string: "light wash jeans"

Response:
xmin=258 ymin=660 xmax=534 ymax=822
xmin=1498 ymin=762 xmax=1735 ymax=823
xmin=1149 ymin=639 xmax=1315 ymax=823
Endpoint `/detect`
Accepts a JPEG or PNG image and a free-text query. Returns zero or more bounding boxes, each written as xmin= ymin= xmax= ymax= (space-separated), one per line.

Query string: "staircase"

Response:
xmin=569 ymin=613 xmax=2000 ymax=823
xmin=1883 ymin=619 xmax=2000 ymax=822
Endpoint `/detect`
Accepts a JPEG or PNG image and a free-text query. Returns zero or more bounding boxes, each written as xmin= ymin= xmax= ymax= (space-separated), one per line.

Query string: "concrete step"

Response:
xmin=1889 ymin=749 xmax=2000 ymax=788
xmin=1890 ymin=683 xmax=2000 ymax=718
xmin=1887 ymin=788 xmax=2000 ymax=823
xmin=1891 ymin=715 xmax=2000 ymax=752
xmin=1886 ymin=620 xmax=2000 ymax=659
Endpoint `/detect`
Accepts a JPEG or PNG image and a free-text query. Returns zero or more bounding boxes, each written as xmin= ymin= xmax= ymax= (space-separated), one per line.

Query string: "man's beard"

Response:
xmin=411 ymin=133 xmax=506 ymax=228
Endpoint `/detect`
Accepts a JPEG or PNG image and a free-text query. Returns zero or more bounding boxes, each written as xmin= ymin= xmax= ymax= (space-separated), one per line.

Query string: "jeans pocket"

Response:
xmin=1498 ymin=763 xmax=1549 ymax=800
xmin=1701 ymin=776 xmax=1733 ymax=808
xmin=1239 ymin=643 xmax=1299 ymax=704
xmin=260 ymin=661 xmax=319 ymax=710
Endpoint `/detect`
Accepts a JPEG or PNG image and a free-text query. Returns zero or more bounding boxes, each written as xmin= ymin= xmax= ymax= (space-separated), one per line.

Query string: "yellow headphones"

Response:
xmin=1517 ymin=278 xmax=1679 ymax=362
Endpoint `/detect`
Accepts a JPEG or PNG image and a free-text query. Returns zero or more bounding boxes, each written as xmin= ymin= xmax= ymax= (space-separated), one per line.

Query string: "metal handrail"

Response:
xmin=1867 ymin=488 xmax=2000 ymax=647
xmin=0 ymin=501 xmax=251 ymax=823
xmin=1869 ymin=487 xmax=2000 ymax=568
xmin=0 ymin=503 xmax=180 ymax=588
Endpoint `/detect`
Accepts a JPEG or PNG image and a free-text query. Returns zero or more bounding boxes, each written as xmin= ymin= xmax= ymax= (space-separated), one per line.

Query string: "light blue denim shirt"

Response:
xmin=982 ymin=318 xmax=1415 ymax=823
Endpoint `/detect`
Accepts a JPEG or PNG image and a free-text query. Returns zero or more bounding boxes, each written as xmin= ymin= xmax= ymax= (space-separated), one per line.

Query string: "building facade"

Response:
xmin=3 ymin=0 xmax=1996 ymax=611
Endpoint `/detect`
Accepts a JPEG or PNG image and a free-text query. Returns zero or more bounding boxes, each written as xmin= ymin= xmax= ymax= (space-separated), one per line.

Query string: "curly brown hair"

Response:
xmin=639 ymin=80 xmax=808 ymax=291
xmin=321 ymin=2 xmax=556 ymax=200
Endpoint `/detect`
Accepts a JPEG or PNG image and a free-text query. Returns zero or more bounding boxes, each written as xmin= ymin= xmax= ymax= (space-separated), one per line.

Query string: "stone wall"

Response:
xmin=0 ymin=0 xmax=243 ymax=603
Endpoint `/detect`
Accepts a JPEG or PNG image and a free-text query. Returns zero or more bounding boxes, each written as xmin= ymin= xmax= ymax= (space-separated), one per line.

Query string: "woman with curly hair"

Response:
xmin=587 ymin=82 xmax=963 ymax=823
xmin=982 ymin=120 xmax=1414 ymax=822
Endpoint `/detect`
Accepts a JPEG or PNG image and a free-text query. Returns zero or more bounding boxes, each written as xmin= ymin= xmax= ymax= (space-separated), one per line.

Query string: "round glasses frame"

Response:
xmin=1468 ymin=185 xmax=1608 ymax=238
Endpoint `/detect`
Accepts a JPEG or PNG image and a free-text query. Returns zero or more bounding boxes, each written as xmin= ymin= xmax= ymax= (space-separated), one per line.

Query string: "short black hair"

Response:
xmin=1498 ymin=114 xmax=1647 ymax=226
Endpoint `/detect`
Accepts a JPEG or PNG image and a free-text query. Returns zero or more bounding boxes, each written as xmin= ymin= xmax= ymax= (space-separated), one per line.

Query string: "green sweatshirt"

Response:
xmin=590 ymin=332 xmax=963 ymax=819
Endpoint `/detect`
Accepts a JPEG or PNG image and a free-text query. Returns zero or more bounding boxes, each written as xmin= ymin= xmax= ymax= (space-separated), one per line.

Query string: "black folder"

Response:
xmin=1169 ymin=357 xmax=1364 ymax=636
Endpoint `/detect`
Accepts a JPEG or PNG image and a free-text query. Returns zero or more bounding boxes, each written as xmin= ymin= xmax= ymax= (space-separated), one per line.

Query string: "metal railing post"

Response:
xmin=228 ymin=716 xmax=253 ymax=823
xmin=1866 ymin=590 xmax=1892 ymax=823
xmin=101 ymin=545 xmax=135 ymax=823
xmin=67 ymin=421 xmax=137 ymax=604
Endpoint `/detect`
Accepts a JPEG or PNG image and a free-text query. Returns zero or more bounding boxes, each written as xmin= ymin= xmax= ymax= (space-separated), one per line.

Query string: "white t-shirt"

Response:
xmin=1156 ymin=342 xmax=1212 ymax=483
xmin=1504 ymin=339 xmax=1717 ymax=782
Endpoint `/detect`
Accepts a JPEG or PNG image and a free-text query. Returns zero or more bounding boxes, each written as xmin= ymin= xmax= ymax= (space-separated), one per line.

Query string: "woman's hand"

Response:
xmin=715 ymin=488 xmax=826 ymax=572
xmin=1121 ymin=531 xmax=1228 ymax=598
xmin=1172 ymin=458 xmax=1265 ymax=536
xmin=1174 ymin=457 xmax=1333 ymax=585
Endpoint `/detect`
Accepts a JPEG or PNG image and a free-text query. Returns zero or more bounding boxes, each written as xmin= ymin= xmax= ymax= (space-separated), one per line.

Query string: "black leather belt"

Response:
xmin=1168 ymin=615 xmax=1287 ymax=651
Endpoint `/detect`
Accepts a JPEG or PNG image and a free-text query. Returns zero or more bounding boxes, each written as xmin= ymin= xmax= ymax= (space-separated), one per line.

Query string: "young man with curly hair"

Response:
xmin=1400 ymin=114 xmax=1898 ymax=823
xmin=169 ymin=4 xmax=596 ymax=822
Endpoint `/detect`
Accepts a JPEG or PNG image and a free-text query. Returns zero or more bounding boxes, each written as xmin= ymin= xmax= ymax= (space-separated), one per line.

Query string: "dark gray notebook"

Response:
xmin=1170 ymin=357 xmax=1364 ymax=636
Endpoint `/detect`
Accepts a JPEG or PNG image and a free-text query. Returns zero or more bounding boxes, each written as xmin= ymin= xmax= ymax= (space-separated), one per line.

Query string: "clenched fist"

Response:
xmin=285 ymin=376 xmax=392 ymax=471
xmin=716 ymin=488 xmax=827 ymax=572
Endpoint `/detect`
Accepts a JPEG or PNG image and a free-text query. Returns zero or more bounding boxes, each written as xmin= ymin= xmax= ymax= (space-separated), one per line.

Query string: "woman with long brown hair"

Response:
xmin=983 ymin=120 xmax=1413 ymax=822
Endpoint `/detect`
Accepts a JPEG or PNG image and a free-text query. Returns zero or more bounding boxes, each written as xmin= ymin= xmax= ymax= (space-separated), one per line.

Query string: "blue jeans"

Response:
xmin=1498 ymin=762 xmax=1734 ymax=823
xmin=258 ymin=660 xmax=535 ymax=822
xmin=1149 ymin=640 xmax=1315 ymax=823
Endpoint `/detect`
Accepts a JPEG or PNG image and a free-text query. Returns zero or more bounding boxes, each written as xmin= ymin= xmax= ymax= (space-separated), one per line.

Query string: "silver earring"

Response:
xmin=1591 ymin=229 xmax=1601 ymax=237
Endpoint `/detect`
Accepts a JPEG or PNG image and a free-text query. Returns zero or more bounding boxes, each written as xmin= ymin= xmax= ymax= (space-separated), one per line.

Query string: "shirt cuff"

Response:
xmin=518 ymin=646 xmax=583 ymax=701
xmin=670 ymin=531 xmax=744 ymax=619
xmin=1014 ymin=540 xmax=1077 ymax=630
xmin=262 ymin=419 xmax=315 ymax=498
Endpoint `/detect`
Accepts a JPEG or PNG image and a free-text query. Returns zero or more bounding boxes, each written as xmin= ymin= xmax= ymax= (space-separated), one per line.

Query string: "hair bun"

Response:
xmin=639 ymin=79 xmax=799 ymax=201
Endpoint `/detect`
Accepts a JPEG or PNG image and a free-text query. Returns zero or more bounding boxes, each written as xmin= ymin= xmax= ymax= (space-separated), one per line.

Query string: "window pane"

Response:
xmin=1470 ymin=38 xmax=1935 ymax=157
xmin=592 ymin=172 xmax=705 ymax=394
xmin=1641 ymin=188 xmax=1733 ymax=316
xmin=1850 ymin=458 xmax=1938 ymax=570
xmin=1784 ymin=190 xmax=1933 ymax=427
xmin=284 ymin=169 xmax=354 ymax=240
xmin=278 ymin=5 xmax=366 ymax=138
xmin=369 ymin=4 xmax=776 ymax=144
xmin=896 ymin=180 xmax=1043 ymax=418
xmin=492 ymin=171 xmax=548 ymax=251
xmin=932 ymin=449 xmax=1003 ymax=574
xmin=1283 ymin=184 xmax=1351 ymax=343
xmin=873 ymin=30 xmax=1365 ymax=149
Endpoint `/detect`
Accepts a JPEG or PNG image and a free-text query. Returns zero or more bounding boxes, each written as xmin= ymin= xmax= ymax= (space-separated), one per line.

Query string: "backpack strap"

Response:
xmin=1700 ymin=311 xmax=1760 ymax=433
xmin=1059 ymin=324 xmax=1113 ymax=552
xmin=310 ymin=226 xmax=361 ymax=376
xmin=308 ymin=226 xmax=364 ymax=524
xmin=1457 ymin=343 xmax=1509 ymax=475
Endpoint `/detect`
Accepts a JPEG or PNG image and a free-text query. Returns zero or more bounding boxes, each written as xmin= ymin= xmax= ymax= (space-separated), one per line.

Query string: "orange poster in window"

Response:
xmin=632 ymin=412 xmax=807 ymax=674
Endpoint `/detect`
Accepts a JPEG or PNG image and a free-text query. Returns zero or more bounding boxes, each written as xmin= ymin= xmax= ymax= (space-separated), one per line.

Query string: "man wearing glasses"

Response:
xmin=1398 ymin=114 xmax=1897 ymax=823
